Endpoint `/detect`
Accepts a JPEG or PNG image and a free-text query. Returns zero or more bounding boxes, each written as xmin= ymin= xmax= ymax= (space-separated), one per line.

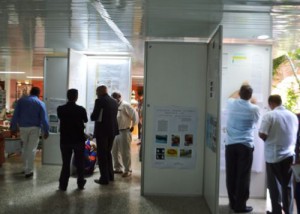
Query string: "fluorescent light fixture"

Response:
xmin=257 ymin=35 xmax=270 ymax=40
xmin=132 ymin=75 xmax=144 ymax=79
xmin=0 ymin=71 xmax=25 ymax=74
xmin=26 ymin=76 xmax=44 ymax=79
xmin=91 ymin=1 xmax=133 ymax=50
xmin=82 ymin=51 xmax=130 ymax=56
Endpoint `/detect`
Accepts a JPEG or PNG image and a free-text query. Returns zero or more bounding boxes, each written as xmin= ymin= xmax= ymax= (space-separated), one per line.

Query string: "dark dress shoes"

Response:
xmin=78 ymin=179 xmax=87 ymax=190
xmin=234 ymin=206 xmax=253 ymax=213
xmin=94 ymin=179 xmax=109 ymax=185
xmin=58 ymin=186 xmax=67 ymax=191
xmin=25 ymin=172 xmax=33 ymax=178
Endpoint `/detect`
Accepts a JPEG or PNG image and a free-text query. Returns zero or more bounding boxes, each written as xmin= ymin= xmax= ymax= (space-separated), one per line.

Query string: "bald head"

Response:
xmin=96 ymin=85 xmax=107 ymax=98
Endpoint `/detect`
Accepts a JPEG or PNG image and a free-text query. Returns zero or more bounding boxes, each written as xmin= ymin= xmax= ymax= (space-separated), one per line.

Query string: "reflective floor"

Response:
xmin=0 ymin=141 xmax=292 ymax=214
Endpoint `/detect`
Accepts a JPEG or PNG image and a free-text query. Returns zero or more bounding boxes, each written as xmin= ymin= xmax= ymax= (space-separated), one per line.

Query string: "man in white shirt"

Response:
xmin=111 ymin=92 xmax=138 ymax=177
xmin=259 ymin=95 xmax=298 ymax=214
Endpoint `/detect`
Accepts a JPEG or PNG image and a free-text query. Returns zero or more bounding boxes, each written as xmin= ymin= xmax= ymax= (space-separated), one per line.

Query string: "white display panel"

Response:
xmin=219 ymin=44 xmax=272 ymax=198
xmin=43 ymin=57 xmax=68 ymax=165
xmin=142 ymin=42 xmax=207 ymax=196
xmin=204 ymin=27 xmax=222 ymax=214
xmin=68 ymin=49 xmax=88 ymax=107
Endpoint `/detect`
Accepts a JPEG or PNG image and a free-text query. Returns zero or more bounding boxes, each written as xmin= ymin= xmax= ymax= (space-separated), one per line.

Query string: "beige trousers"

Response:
xmin=19 ymin=127 xmax=41 ymax=174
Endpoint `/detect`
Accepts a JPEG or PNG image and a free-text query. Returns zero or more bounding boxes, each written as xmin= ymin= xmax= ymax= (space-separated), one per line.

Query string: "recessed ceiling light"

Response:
xmin=257 ymin=35 xmax=270 ymax=40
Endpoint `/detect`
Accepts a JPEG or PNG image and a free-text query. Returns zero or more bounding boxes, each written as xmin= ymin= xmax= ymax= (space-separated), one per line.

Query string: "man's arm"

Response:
xmin=82 ymin=108 xmax=88 ymax=123
xmin=124 ymin=104 xmax=138 ymax=132
xmin=229 ymin=90 xmax=239 ymax=99
xmin=90 ymin=99 xmax=99 ymax=121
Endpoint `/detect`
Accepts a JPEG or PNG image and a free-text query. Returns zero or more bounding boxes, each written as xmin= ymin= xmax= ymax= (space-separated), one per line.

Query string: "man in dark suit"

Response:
xmin=57 ymin=89 xmax=88 ymax=191
xmin=91 ymin=85 xmax=119 ymax=185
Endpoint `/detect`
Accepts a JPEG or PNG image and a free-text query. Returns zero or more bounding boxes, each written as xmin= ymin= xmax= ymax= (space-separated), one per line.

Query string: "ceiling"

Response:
xmin=0 ymin=0 xmax=300 ymax=83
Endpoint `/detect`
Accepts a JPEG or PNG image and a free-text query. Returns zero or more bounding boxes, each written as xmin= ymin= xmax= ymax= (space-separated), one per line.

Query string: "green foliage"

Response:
xmin=285 ymin=84 xmax=299 ymax=112
xmin=273 ymin=49 xmax=300 ymax=76
xmin=272 ymin=49 xmax=300 ymax=112
xmin=288 ymin=49 xmax=300 ymax=60
xmin=273 ymin=55 xmax=286 ymax=76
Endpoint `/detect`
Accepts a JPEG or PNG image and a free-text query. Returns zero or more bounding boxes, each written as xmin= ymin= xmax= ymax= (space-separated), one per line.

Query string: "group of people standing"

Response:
xmin=10 ymin=83 xmax=299 ymax=213
xmin=225 ymin=83 xmax=299 ymax=214
xmin=10 ymin=85 xmax=138 ymax=190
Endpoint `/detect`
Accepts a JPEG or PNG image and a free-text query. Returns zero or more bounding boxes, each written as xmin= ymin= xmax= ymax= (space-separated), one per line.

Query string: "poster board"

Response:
xmin=68 ymin=49 xmax=88 ymax=107
xmin=203 ymin=27 xmax=222 ymax=214
xmin=219 ymin=44 xmax=272 ymax=198
xmin=142 ymin=42 xmax=207 ymax=196
xmin=43 ymin=57 xmax=68 ymax=165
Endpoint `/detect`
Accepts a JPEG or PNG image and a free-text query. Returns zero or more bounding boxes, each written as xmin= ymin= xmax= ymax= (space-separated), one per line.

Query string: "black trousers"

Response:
xmin=266 ymin=156 xmax=294 ymax=214
xmin=225 ymin=144 xmax=254 ymax=210
xmin=59 ymin=143 xmax=85 ymax=188
xmin=96 ymin=135 xmax=115 ymax=183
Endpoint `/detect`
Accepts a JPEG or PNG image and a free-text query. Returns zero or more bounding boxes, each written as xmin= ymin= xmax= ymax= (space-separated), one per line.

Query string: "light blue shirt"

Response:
xmin=226 ymin=98 xmax=260 ymax=147
xmin=259 ymin=106 xmax=298 ymax=163
xmin=10 ymin=95 xmax=49 ymax=134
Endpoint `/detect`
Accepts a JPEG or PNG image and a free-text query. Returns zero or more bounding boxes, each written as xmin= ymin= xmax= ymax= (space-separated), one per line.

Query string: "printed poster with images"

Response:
xmin=153 ymin=106 xmax=198 ymax=169
xmin=206 ymin=113 xmax=218 ymax=153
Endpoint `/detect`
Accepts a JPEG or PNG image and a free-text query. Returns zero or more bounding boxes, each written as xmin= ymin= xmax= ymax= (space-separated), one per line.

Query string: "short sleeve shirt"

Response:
xmin=259 ymin=106 xmax=298 ymax=163
xmin=226 ymin=98 xmax=260 ymax=147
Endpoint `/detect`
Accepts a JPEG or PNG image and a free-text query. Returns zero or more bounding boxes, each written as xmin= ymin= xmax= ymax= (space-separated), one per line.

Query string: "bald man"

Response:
xmin=91 ymin=85 xmax=119 ymax=185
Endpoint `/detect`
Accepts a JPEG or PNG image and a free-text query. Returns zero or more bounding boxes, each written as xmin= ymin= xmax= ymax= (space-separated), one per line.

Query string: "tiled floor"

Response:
xmin=0 ymin=141 xmax=295 ymax=214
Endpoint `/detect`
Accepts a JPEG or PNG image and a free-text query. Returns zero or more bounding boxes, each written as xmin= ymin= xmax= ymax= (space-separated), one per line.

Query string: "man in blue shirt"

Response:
xmin=10 ymin=87 xmax=49 ymax=178
xmin=225 ymin=84 xmax=260 ymax=213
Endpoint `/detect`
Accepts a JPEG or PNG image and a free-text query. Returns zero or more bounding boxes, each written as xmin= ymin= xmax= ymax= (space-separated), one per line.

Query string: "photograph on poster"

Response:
xmin=49 ymin=114 xmax=58 ymax=122
xmin=184 ymin=134 xmax=193 ymax=146
xmin=171 ymin=134 xmax=180 ymax=147
xmin=157 ymin=119 xmax=168 ymax=132
xmin=166 ymin=148 xmax=178 ymax=157
xmin=180 ymin=149 xmax=192 ymax=158
xmin=49 ymin=125 xmax=58 ymax=133
xmin=155 ymin=134 xmax=168 ymax=144
xmin=156 ymin=148 xmax=165 ymax=160
xmin=206 ymin=114 xmax=217 ymax=152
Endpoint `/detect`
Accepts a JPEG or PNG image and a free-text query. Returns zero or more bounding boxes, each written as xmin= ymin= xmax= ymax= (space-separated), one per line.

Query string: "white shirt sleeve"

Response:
xmin=259 ymin=113 xmax=272 ymax=135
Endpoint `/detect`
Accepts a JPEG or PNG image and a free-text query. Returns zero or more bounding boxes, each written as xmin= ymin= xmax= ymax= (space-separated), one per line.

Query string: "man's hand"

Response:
xmin=43 ymin=133 xmax=49 ymax=139
xmin=130 ymin=127 xmax=134 ymax=132
xmin=11 ymin=130 xmax=18 ymax=137
xmin=259 ymin=132 xmax=267 ymax=141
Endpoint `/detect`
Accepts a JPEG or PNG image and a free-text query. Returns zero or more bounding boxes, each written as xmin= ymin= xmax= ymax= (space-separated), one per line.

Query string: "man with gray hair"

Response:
xmin=111 ymin=92 xmax=138 ymax=177
xmin=91 ymin=85 xmax=119 ymax=185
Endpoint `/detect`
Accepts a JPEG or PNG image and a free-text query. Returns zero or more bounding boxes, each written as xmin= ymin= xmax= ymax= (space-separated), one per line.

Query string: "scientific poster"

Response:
xmin=47 ymin=98 xmax=66 ymax=114
xmin=206 ymin=114 xmax=218 ymax=153
xmin=153 ymin=106 xmax=198 ymax=169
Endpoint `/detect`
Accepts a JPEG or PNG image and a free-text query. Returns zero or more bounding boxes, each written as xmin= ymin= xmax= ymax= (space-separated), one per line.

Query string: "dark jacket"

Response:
xmin=91 ymin=93 xmax=119 ymax=138
xmin=57 ymin=102 xmax=88 ymax=144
